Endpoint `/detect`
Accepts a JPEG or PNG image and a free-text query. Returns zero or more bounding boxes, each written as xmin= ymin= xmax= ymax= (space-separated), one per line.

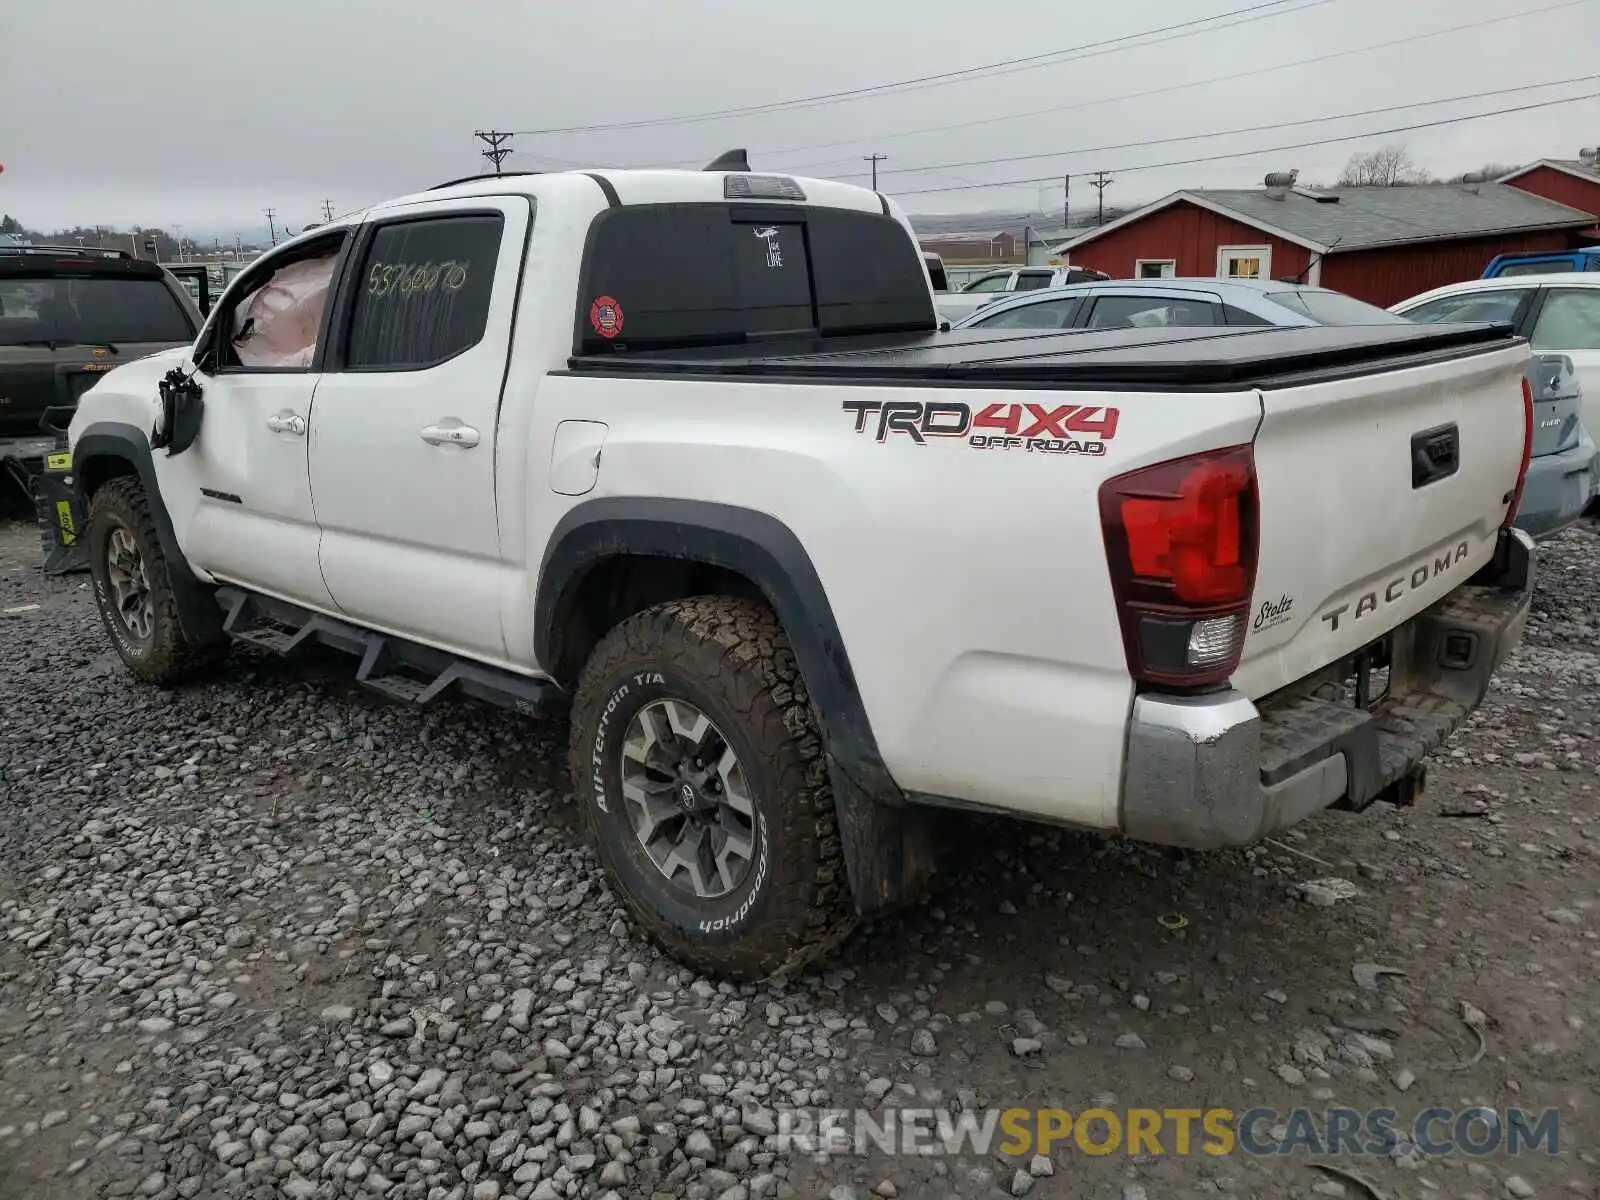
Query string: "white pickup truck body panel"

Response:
xmin=1241 ymin=347 xmax=1529 ymax=698
xmin=69 ymin=168 xmax=1534 ymax=837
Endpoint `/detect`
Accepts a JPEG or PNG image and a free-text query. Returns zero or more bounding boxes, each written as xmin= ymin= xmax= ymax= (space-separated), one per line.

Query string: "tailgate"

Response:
xmin=1235 ymin=341 xmax=1529 ymax=699
xmin=0 ymin=353 xmax=60 ymax=439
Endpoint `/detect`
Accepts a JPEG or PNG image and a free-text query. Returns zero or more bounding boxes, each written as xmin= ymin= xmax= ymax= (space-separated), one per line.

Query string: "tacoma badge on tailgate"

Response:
xmin=1320 ymin=541 xmax=1472 ymax=632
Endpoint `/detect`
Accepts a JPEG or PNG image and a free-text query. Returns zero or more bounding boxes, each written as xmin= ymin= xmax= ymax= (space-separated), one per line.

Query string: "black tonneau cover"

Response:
xmin=565 ymin=320 xmax=1520 ymax=392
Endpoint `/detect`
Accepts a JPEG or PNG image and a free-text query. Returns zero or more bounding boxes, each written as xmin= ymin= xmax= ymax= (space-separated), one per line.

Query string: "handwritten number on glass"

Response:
xmin=367 ymin=260 xmax=470 ymax=299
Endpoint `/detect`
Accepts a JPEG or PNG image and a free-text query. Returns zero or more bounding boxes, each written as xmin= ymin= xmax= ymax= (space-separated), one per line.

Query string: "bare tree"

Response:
xmin=1337 ymin=144 xmax=1431 ymax=187
xmin=1447 ymin=162 xmax=1523 ymax=183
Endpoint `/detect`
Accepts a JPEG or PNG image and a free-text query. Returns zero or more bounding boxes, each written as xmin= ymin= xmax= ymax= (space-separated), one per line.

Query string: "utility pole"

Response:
xmin=863 ymin=153 xmax=887 ymax=191
xmin=473 ymin=130 xmax=515 ymax=175
xmin=322 ymin=198 xmax=335 ymax=223
xmin=263 ymin=208 xmax=278 ymax=246
xmin=1063 ymin=175 xmax=1070 ymax=230
xmin=1089 ymin=171 xmax=1113 ymax=226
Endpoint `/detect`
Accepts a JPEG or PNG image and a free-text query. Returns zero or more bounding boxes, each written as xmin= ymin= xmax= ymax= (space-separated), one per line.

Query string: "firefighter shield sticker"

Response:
xmin=590 ymin=295 xmax=624 ymax=339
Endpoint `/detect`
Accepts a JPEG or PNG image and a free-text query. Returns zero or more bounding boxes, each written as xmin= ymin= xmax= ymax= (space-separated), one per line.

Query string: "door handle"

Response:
xmin=420 ymin=422 xmax=480 ymax=448
xmin=266 ymin=412 xmax=306 ymax=436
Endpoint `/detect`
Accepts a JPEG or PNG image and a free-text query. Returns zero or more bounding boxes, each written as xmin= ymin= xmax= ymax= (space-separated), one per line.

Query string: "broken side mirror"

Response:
xmin=153 ymin=366 xmax=204 ymax=456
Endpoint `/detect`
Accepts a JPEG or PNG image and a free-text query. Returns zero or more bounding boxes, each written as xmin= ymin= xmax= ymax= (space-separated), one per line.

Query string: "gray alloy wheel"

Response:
xmin=104 ymin=526 xmax=155 ymax=644
xmin=618 ymin=697 xmax=758 ymax=899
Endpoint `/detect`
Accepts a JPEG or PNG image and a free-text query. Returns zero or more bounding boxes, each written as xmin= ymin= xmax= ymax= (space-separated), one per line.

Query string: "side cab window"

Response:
xmin=340 ymin=213 xmax=505 ymax=371
xmin=194 ymin=231 xmax=350 ymax=375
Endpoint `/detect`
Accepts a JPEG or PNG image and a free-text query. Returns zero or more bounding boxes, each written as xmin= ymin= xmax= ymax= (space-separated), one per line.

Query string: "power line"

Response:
xmin=763 ymin=0 xmax=1593 ymax=170
xmin=510 ymin=0 xmax=1333 ymax=136
xmin=1088 ymin=171 xmax=1114 ymax=225
xmin=888 ymin=89 xmax=1600 ymax=197
xmin=473 ymin=130 xmax=515 ymax=174
xmin=835 ymin=74 xmax=1600 ymax=183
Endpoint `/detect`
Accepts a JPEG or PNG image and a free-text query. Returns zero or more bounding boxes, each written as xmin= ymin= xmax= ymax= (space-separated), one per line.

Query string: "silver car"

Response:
xmin=955 ymin=278 xmax=1596 ymax=540
xmin=1512 ymin=353 xmax=1597 ymax=540
xmin=949 ymin=276 xmax=1410 ymax=333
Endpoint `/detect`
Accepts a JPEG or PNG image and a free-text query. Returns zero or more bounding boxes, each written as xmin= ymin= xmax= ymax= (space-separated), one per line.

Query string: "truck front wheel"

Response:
xmin=86 ymin=476 xmax=226 ymax=684
xmin=569 ymin=596 xmax=855 ymax=980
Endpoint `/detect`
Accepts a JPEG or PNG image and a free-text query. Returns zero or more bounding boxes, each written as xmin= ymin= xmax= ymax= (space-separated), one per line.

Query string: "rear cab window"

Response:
xmin=575 ymin=203 xmax=934 ymax=354
xmin=0 ymin=269 xmax=196 ymax=346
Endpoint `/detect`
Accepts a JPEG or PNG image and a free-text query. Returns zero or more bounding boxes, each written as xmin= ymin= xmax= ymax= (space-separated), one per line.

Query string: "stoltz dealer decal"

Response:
xmin=1252 ymin=594 xmax=1294 ymax=633
xmin=589 ymin=295 xmax=624 ymax=339
xmin=842 ymin=400 xmax=1119 ymax=457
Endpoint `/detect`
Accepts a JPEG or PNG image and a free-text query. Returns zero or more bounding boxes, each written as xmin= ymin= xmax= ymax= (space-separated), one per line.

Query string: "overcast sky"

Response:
xmin=2 ymin=0 xmax=1598 ymax=242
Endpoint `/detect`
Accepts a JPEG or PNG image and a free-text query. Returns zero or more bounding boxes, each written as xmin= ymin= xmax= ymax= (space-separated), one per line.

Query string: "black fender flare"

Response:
xmin=73 ymin=421 xmax=219 ymax=642
xmin=536 ymin=497 xmax=939 ymax=915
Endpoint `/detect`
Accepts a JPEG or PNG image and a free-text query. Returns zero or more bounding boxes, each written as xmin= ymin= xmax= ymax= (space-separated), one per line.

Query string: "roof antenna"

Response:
xmin=704 ymin=149 xmax=750 ymax=172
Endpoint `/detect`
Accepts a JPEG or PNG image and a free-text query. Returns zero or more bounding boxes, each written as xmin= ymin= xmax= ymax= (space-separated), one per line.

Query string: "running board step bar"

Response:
xmin=216 ymin=587 xmax=561 ymax=718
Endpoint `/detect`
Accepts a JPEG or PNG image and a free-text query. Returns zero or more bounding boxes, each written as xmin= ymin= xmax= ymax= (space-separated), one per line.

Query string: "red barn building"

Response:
xmin=1497 ymin=155 xmax=1600 ymax=226
xmin=1057 ymin=180 xmax=1597 ymax=308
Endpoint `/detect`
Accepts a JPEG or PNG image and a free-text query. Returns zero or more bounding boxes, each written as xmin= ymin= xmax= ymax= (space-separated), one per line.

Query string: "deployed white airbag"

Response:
xmin=231 ymin=255 xmax=336 ymax=368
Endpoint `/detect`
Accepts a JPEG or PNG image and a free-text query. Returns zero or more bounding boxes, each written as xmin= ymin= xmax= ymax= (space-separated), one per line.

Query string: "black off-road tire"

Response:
xmin=569 ymin=596 xmax=856 ymax=980
xmin=87 ymin=477 xmax=227 ymax=685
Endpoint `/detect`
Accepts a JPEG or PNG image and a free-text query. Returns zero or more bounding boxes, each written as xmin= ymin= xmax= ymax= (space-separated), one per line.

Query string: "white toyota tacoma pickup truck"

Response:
xmin=66 ymin=159 xmax=1537 ymax=980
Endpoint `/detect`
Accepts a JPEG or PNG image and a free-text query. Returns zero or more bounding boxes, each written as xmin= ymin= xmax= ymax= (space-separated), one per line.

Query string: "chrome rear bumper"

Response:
xmin=1120 ymin=528 xmax=1535 ymax=849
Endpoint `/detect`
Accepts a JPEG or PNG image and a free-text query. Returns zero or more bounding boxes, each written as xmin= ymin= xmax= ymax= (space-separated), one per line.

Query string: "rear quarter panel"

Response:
xmin=523 ymin=374 xmax=1262 ymax=829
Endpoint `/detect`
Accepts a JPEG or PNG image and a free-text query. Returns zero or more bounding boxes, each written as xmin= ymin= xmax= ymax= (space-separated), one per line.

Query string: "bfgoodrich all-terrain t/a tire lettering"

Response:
xmin=87 ymin=476 xmax=227 ymax=685
xmin=569 ymin=596 xmax=856 ymax=981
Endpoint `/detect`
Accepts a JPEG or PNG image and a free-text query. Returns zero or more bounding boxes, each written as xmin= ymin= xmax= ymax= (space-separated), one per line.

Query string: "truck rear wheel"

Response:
xmin=87 ymin=476 xmax=226 ymax=685
xmin=569 ymin=596 xmax=855 ymax=980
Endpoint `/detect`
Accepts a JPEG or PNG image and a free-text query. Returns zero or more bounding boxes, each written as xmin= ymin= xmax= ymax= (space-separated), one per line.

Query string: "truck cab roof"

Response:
xmin=382 ymin=166 xmax=898 ymax=218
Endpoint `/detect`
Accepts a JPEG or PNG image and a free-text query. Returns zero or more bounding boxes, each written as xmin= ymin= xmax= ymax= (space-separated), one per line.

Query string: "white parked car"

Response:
xmin=933 ymin=264 xmax=1108 ymax=324
xmin=66 ymin=163 xmax=1535 ymax=980
xmin=1393 ymin=274 xmax=1600 ymax=523
xmin=1392 ymin=274 xmax=1600 ymax=433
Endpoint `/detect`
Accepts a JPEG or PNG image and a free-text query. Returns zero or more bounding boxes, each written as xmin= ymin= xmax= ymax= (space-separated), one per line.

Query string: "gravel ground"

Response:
xmin=1 ymin=512 xmax=1597 ymax=1200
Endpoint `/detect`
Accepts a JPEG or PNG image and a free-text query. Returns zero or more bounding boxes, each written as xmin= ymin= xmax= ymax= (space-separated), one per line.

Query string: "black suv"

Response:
xmin=1 ymin=245 xmax=202 ymax=494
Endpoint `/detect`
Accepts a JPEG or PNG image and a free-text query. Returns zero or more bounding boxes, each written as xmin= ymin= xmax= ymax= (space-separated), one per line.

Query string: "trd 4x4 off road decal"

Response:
xmin=841 ymin=400 xmax=1118 ymax=457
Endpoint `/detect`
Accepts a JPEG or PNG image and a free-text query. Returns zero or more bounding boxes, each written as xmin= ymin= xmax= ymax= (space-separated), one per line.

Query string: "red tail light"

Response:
xmin=1503 ymin=375 xmax=1534 ymax=529
xmin=1099 ymin=444 xmax=1259 ymax=689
